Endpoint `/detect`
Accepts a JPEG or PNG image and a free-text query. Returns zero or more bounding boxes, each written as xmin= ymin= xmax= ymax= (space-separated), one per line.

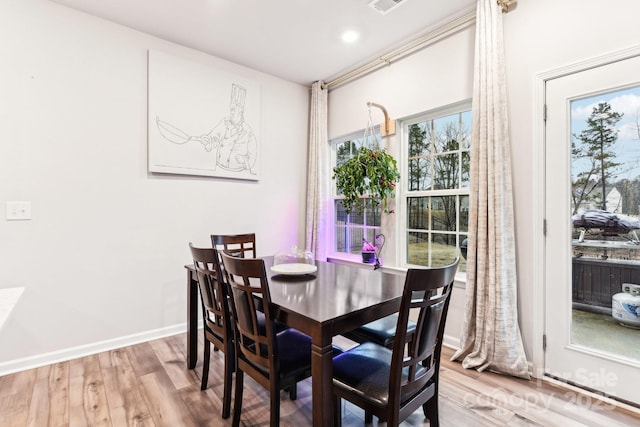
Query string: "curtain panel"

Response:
xmin=452 ymin=0 xmax=529 ymax=379
xmin=305 ymin=81 xmax=329 ymax=259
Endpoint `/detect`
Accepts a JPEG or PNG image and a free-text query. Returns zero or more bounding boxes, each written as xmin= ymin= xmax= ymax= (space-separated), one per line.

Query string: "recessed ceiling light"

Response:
xmin=341 ymin=30 xmax=360 ymax=43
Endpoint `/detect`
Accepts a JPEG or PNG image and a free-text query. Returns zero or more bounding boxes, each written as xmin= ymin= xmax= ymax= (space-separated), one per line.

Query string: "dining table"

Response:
xmin=184 ymin=257 xmax=407 ymax=427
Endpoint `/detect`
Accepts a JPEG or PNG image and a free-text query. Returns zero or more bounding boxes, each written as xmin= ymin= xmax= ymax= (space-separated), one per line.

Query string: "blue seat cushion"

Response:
xmin=276 ymin=328 xmax=313 ymax=377
xmin=344 ymin=314 xmax=416 ymax=347
xmin=248 ymin=328 xmax=343 ymax=379
xmin=332 ymin=342 xmax=424 ymax=406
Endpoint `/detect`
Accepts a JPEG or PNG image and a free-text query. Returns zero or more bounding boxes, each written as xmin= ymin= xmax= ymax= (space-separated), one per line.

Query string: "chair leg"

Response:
xmin=364 ymin=410 xmax=373 ymax=423
xmin=270 ymin=383 xmax=281 ymax=427
xmin=423 ymin=396 xmax=439 ymax=427
xmin=333 ymin=396 xmax=343 ymax=427
xmin=288 ymin=384 xmax=297 ymax=400
xmin=221 ymin=350 xmax=233 ymax=419
xmin=201 ymin=340 xmax=210 ymax=391
xmin=232 ymin=370 xmax=244 ymax=427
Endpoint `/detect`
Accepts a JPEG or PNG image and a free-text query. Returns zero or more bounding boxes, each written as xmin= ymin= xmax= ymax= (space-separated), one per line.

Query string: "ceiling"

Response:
xmin=49 ymin=0 xmax=476 ymax=86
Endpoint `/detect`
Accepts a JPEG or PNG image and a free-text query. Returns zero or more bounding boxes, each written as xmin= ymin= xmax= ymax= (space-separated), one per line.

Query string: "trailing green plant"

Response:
xmin=332 ymin=147 xmax=400 ymax=214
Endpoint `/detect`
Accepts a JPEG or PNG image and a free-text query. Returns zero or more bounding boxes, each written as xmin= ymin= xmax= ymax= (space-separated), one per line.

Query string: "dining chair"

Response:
xmin=211 ymin=233 xmax=256 ymax=259
xmin=219 ymin=251 xmax=314 ymax=427
xmin=211 ymin=232 xmax=290 ymax=335
xmin=332 ymin=258 xmax=459 ymax=427
xmin=188 ymin=243 xmax=234 ymax=419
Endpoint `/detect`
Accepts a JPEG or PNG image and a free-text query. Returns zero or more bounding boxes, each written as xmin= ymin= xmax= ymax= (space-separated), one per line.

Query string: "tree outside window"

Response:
xmin=571 ymin=101 xmax=623 ymax=214
xmin=405 ymin=107 xmax=471 ymax=270
xmin=569 ymin=86 xmax=640 ymax=260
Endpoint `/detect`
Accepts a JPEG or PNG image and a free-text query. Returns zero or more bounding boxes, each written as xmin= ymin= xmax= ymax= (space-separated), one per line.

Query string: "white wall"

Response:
xmin=329 ymin=0 xmax=640 ymax=371
xmin=0 ymin=0 xmax=309 ymax=373
xmin=329 ymin=22 xmax=476 ymax=352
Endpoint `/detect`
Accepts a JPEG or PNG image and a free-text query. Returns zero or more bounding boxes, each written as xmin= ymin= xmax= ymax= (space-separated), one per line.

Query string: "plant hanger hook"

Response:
xmin=366 ymin=101 xmax=396 ymax=136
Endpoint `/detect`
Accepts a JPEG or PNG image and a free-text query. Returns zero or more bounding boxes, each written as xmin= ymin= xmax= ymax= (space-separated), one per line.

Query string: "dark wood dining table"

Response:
xmin=184 ymin=258 xmax=407 ymax=427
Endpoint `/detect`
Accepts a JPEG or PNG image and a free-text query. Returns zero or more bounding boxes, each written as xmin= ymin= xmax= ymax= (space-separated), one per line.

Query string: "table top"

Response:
xmin=186 ymin=257 xmax=408 ymax=335
xmin=264 ymin=258 xmax=407 ymax=332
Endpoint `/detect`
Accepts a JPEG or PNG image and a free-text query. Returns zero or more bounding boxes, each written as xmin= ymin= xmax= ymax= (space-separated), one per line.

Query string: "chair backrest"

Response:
xmin=211 ymin=233 xmax=256 ymax=259
xmin=219 ymin=250 xmax=276 ymax=374
xmin=189 ymin=243 xmax=231 ymax=342
xmin=389 ymin=257 xmax=459 ymax=415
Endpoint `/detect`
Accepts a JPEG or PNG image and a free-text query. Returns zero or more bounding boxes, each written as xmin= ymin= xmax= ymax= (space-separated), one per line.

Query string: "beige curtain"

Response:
xmin=305 ymin=81 xmax=329 ymax=259
xmin=452 ymin=0 xmax=529 ymax=379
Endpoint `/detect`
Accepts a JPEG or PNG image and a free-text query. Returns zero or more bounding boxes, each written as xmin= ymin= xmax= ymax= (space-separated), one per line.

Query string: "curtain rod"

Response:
xmin=497 ymin=0 xmax=517 ymax=13
xmin=323 ymin=10 xmax=476 ymax=90
xmin=322 ymin=0 xmax=517 ymax=91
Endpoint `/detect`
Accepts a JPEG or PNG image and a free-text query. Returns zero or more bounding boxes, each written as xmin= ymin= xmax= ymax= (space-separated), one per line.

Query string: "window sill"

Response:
xmin=325 ymin=254 xmax=467 ymax=288
xmin=326 ymin=254 xmax=385 ymax=270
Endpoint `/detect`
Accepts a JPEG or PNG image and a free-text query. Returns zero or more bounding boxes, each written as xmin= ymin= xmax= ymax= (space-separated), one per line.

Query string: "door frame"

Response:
xmin=533 ymin=45 xmax=640 ymax=379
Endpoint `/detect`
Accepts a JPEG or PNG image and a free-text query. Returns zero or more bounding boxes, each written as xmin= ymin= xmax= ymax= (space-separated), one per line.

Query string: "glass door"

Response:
xmin=545 ymin=53 xmax=640 ymax=405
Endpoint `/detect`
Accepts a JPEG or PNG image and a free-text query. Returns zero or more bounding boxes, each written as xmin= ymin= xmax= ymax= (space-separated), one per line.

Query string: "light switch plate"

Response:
xmin=6 ymin=201 xmax=32 ymax=220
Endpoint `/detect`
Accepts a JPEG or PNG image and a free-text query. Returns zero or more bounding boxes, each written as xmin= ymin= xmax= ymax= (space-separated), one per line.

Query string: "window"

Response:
xmin=331 ymin=129 xmax=382 ymax=257
xmin=328 ymin=104 xmax=471 ymax=269
xmin=402 ymin=103 xmax=471 ymax=271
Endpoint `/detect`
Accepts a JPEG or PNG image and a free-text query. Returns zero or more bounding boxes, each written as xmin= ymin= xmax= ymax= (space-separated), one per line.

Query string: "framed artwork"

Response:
xmin=148 ymin=50 xmax=260 ymax=180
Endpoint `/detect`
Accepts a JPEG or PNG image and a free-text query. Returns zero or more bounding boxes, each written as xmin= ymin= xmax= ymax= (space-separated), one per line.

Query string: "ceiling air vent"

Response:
xmin=368 ymin=0 xmax=407 ymax=15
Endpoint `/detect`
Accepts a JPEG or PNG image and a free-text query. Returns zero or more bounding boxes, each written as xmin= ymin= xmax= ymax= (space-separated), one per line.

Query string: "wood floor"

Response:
xmin=1 ymin=333 xmax=639 ymax=426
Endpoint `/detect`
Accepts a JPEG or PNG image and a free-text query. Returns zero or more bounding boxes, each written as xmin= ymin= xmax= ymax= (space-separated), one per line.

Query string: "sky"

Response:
xmin=571 ymin=85 xmax=640 ymax=181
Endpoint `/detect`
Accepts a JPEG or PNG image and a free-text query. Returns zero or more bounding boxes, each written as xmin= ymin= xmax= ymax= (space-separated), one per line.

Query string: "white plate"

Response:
xmin=270 ymin=263 xmax=317 ymax=276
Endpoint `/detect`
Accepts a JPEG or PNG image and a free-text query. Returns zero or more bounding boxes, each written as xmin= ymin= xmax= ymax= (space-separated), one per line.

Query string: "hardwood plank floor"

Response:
xmin=1 ymin=333 xmax=638 ymax=426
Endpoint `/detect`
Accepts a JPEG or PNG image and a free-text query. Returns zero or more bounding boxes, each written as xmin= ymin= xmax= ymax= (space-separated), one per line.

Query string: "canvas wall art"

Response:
xmin=148 ymin=50 xmax=260 ymax=180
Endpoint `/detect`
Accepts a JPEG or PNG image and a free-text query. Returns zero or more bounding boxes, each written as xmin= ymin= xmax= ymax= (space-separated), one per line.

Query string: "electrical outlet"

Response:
xmin=6 ymin=201 xmax=32 ymax=220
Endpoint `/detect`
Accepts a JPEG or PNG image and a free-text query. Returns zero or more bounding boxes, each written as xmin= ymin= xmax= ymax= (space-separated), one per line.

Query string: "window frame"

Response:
xmin=327 ymin=101 xmax=471 ymax=272
xmin=398 ymin=100 xmax=472 ymax=270
xmin=328 ymin=127 xmax=383 ymax=262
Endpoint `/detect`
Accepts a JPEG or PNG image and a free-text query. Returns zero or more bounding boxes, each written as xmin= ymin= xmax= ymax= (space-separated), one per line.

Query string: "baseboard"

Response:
xmin=2 ymin=326 xmax=462 ymax=377
xmin=0 ymin=323 xmax=188 ymax=376
xmin=442 ymin=333 xmax=460 ymax=351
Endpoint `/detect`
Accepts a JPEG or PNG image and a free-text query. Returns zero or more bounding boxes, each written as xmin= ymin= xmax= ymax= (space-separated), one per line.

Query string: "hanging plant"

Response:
xmin=332 ymin=146 xmax=400 ymax=214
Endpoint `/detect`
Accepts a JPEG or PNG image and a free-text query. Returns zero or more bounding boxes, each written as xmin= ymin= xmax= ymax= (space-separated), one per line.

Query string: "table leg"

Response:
xmin=187 ymin=268 xmax=198 ymax=369
xmin=311 ymin=339 xmax=335 ymax=427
